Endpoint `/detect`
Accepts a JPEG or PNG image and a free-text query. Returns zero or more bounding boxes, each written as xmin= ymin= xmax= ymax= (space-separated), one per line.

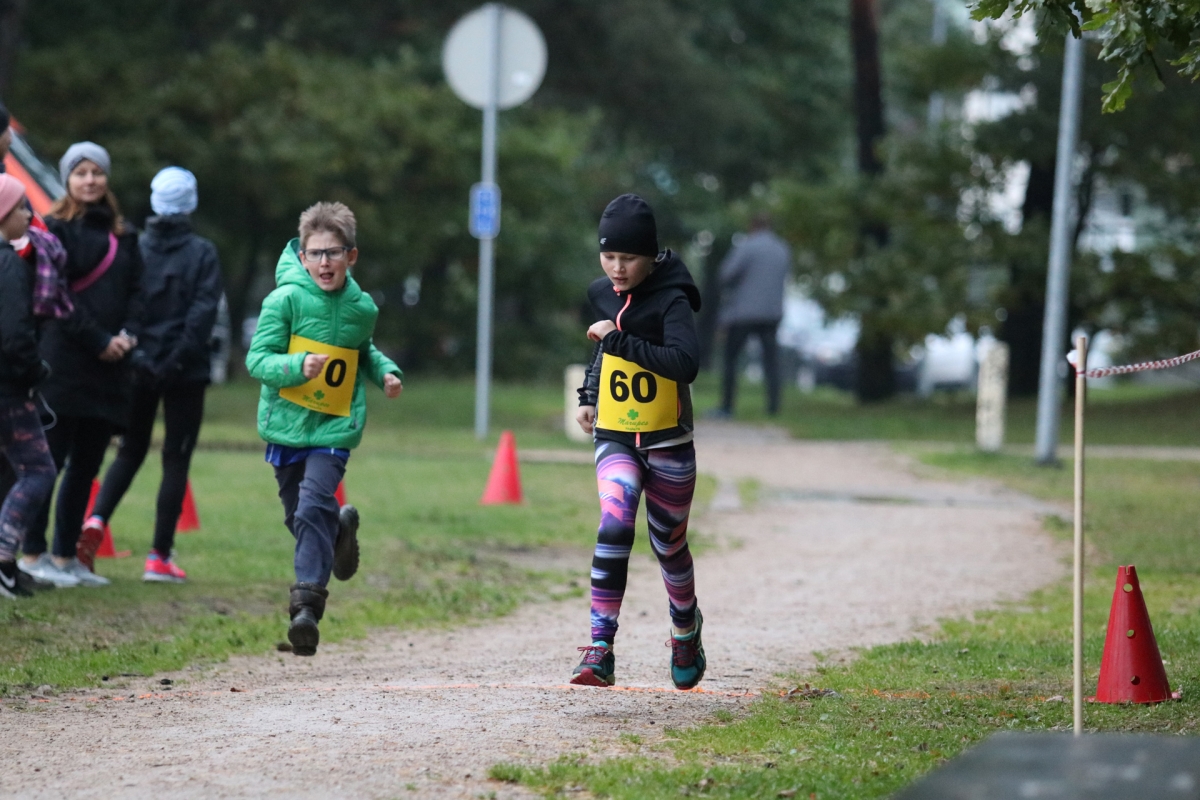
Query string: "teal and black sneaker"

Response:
xmin=570 ymin=641 xmax=615 ymax=687
xmin=669 ymin=608 xmax=706 ymax=689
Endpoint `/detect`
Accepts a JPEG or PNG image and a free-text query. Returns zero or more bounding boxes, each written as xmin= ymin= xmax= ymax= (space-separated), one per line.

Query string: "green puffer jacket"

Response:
xmin=246 ymin=239 xmax=402 ymax=450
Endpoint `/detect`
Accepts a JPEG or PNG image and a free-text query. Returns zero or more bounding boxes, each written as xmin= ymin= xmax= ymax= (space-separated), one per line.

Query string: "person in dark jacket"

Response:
xmin=0 ymin=175 xmax=58 ymax=598
xmin=715 ymin=212 xmax=792 ymax=417
xmin=25 ymin=142 xmax=143 ymax=587
xmin=570 ymin=194 xmax=707 ymax=691
xmin=85 ymin=167 xmax=222 ymax=584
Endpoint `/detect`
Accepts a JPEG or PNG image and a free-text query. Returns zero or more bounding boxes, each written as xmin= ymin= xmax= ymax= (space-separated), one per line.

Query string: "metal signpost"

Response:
xmin=1033 ymin=33 xmax=1085 ymax=465
xmin=443 ymin=4 xmax=547 ymax=439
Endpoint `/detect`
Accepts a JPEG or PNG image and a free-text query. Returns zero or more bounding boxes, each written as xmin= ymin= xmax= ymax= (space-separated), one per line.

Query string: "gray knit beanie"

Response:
xmin=59 ymin=141 xmax=111 ymax=184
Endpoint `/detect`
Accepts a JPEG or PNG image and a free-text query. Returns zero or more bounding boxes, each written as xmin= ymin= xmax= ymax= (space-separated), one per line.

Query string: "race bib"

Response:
xmin=279 ymin=335 xmax=359 ymax=417
xmin=596 ymin=354 xmax=678 ymax=433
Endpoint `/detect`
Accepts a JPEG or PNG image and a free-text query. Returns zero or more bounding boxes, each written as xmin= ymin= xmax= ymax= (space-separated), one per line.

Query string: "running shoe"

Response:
xmin=18 ymin=554 xmax=81 ymax=588
xmin=0 ymin=560 xmax=33 ymax=599
xmin=668 ymin=608 xmax=706 ymax=690
xmin=77 ymin=515 xmax=106 ymax=572
xmin=570 ymin=641 xmax=615 ymax=687
xmin=332 ymin=504 xmax=360 ymax=581
xmin=143 ymin=551 xmax=187 ymax=584
xmin=57 ymin=557 xmax=111 ymax=587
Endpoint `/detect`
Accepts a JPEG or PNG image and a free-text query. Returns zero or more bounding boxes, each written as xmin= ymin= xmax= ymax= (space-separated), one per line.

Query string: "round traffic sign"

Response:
xmin=443 ymin=4 xmax=547 ymax=110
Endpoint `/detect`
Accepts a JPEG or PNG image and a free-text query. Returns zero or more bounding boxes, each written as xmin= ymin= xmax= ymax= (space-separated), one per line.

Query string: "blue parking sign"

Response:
xmin=469 ymin=182 xmax=501 ymax=240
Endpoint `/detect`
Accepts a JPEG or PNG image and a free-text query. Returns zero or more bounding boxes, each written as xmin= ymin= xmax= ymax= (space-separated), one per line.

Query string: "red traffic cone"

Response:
xmin=176 ymin=481 xmax=201 ymax=532
xmin=85 ymin=480 xmax=130 ymax=559
xmin=480 ymin=430 xmax=523 ymax=505
xmin=335 ymin=481 xmax=347 ymax=507
xmin=1094 ymin=565 xmax=1174 ymax=703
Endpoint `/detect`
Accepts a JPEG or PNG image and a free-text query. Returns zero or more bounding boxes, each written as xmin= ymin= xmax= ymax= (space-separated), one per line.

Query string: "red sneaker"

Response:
xmin=143 ymin=552 xmax=187 ymax=584
xmin=77 ymin=516 xmax=106 ymax=572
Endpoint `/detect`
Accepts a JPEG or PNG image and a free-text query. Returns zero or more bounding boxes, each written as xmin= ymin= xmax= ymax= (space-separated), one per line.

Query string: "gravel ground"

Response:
xmin=0 ymin=425 xmax=1065 ymax=799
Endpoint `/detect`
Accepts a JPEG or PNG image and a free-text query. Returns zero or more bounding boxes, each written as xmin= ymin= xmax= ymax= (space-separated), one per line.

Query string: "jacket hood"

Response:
xmin=143 ymin=214 xmax=193 ymax=252
xmin=275 ymin=238 xmax=365 ymax=301
xmin=625 ymin=249 xmax=701 ymax=311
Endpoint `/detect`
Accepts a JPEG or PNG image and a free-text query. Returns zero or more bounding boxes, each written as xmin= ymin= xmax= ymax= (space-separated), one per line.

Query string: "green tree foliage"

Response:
xmin=7 ymin=0 xmax=851 ymax=377
xmin=970 ymin=0 xmax=1200 ymax=111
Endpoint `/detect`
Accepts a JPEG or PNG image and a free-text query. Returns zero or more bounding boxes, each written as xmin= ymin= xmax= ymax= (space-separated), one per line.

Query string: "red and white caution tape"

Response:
xmin=1068 ymin=347 xmax=1200 ymax=379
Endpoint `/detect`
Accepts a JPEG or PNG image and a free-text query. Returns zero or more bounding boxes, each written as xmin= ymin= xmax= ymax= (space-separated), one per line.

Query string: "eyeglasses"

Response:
xmin=300 ymin=246 xmax=351 ymax=263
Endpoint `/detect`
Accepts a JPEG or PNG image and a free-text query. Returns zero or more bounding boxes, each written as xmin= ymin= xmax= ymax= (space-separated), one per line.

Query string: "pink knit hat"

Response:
xmin=0 ymin=174 xmax=26 ymax=221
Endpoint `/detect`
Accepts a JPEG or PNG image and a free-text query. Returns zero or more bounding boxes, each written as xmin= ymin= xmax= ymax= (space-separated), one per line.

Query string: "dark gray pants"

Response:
xmin=721 ymin=321 xmax=781 ymax=416
xmin=273 ymin=452 xmax=346 ymax=587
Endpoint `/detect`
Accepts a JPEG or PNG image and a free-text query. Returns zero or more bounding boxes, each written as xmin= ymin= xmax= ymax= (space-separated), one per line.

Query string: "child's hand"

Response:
xmin=383 ymin=373 xmax=403 ymax=398
xmin=576 ymin=405 xmax=596 ymax=434
xmin=587 ymin=320 xmax=617 ymax=342
xmin=302 ymin=353 xmax=329 ymax=379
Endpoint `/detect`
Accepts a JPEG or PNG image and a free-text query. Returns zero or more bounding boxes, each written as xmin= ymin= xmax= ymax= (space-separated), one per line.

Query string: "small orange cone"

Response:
xmin=335 ymin=481 xmax=347 ymax=507
xmin=1094 ymin=565 xmax=1175 ymax=704
xmin=176 ymin=481 xmax=201 ymax=532
xmin=480 ymin=430 xmax=523 ymax=505
xmin=85 ymin=479 xmax=130 ymax=559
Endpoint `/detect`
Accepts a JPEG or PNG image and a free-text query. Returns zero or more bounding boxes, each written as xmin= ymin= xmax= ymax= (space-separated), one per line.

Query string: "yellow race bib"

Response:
xmin=596 ymin=354 xmax=678 ymax=433
xmin=279 ymin=335 xmax=359 ymax=417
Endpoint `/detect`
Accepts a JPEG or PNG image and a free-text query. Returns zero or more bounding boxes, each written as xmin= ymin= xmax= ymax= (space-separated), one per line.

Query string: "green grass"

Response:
xmin=0 ymin=377 xmax=609 ymax=691
xmin=692 ymin=371 xmax=1200 ymax=446
xmin=497 ymin=450 xmax=1200 ymax=799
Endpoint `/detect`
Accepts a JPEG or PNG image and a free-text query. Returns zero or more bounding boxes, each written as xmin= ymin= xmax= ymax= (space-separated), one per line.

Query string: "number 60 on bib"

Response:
xmin=596 ymin=354 xmax=678 ymax=433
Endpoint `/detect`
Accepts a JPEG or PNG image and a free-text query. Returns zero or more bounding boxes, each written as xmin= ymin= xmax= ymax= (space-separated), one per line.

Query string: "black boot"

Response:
xmin=288 ymin=582 xmax=328 ymax=656
xmin=332 ymin=504 xmax=360 ymax=582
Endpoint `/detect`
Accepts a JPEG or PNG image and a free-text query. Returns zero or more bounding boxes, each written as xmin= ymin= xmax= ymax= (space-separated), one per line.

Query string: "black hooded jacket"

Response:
xmin=134 ymin=214 xmax=223 ymax=386
xmin=578 ymin=249 xmax=702 ymax=449
xmin=0 ymin=243 xmax=50 ymax=398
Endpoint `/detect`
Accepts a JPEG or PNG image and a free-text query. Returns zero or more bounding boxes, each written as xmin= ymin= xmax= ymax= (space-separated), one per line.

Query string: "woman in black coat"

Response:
xmin=30 ymin=141 xmax=143 ymax=587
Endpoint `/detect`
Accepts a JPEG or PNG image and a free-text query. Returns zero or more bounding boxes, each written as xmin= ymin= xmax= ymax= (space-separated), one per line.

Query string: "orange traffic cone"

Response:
xmin=85 ymin=479 xmax=131 ymax=559
xmin=335 ymin=481 xmax=347 ymax=507
xmin=480 ymin=430 xmax=523 ymax=505
xmin=1094 ymin=565 xmax=1175 ymax=703
xmin=176 ymin=481 xmax=201 ymax=532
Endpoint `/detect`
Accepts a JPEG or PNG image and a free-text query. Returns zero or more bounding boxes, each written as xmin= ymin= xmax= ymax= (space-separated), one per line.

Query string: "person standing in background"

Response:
xmin=715 ymin=212 xmax=791 ymax=418
xmin=19 ymin=142 xmax=143 ymax=588
xmin=83 ymin=167 xmax=222 ymax=584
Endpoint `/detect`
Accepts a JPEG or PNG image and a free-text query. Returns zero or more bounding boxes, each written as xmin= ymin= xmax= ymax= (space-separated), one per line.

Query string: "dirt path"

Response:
xmin=1 ymin=425 xmax=1065 ymax=799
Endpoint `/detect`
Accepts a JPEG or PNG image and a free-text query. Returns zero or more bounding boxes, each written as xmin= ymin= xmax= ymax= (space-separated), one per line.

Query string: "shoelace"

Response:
xmin=667 ymin=636 xmax=698 ymax=667
xmin=577 ymin=645 xmax=609 ymax=665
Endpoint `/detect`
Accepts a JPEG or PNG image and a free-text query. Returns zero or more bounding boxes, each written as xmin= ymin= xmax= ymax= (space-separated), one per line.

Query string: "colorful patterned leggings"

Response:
xmin=590 ymin=440 xmax=697 ymax=644
xmin=0 ymin=398 xmax=56 ymax=562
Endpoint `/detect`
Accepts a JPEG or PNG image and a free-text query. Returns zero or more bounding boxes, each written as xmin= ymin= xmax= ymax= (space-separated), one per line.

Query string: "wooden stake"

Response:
xmin=1073 ymin=334 xmax=1087 ymax=736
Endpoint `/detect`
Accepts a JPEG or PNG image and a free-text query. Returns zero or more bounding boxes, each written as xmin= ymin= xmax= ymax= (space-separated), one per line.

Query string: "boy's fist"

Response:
xmin=383 ymin=373 xmax=403 ymax=398
xmin=576 ymin=405 xmax=596 ymax=434
xmin=302 ymin=353 xmax=329 ymax=379
xmin=587 ymin=320 xmax=617 ymax=342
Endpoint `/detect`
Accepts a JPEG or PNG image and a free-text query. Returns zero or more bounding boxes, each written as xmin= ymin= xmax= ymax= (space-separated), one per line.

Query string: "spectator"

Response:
xmin=18 ymin=142 xmax=143 ymax=588
xmin=715 ymin=212 xmax=791 ymax=417
xmin=0 ymin=174 xmax=58 ymax=598
xmin=84 ymin=167 xmax=222 ymax=584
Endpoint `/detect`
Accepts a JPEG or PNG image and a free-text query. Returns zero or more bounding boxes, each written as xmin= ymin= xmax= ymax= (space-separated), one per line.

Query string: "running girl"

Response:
xmin=572 ymin=193 xmax=705 ymax=689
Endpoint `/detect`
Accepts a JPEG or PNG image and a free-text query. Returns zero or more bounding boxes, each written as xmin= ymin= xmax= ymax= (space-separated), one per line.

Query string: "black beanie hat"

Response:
xmin=598 ymin=194 xmax=659 ymax=258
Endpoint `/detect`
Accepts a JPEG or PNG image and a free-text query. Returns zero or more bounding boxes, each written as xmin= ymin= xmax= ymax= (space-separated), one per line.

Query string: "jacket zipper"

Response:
xmin=612 ymin=293 xmax=639 ymax=446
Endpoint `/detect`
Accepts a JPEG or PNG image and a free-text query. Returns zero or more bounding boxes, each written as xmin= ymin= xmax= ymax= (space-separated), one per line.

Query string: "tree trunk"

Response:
xmin=0 ymin=0 xmax=26 ymax=96
xmin=850 ymin=0 xmax=892 ymax=401
xmin=850 ymin=0 xmax=885 ymax=177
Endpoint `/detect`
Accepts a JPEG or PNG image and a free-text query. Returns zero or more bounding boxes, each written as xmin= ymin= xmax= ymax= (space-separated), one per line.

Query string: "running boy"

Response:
xmin=246 ymin=201 xmax=402 ymax=655
xmin=572 ymin=194 xmax=705 ymax=689
xmin=0 ymin=175 xmax=57 ymax=598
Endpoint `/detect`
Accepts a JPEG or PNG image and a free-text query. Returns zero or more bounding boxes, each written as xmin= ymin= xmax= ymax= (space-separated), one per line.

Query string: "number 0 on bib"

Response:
xmin=596 ymin=354 xmax=678 ymax=433
xmin=279 ymin=335 xmax=359 ymax=417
